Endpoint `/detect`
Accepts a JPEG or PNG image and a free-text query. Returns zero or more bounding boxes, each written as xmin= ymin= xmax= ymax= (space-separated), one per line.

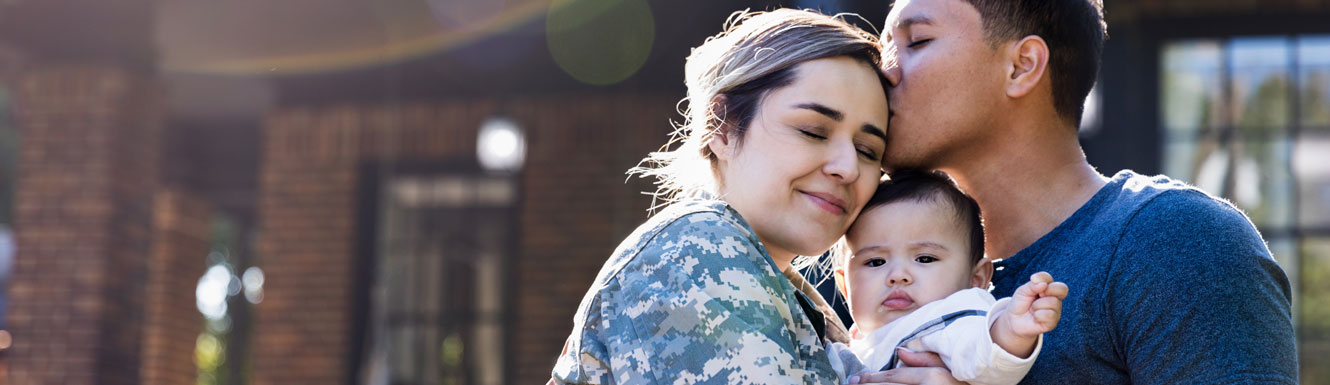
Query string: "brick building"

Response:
xmin=0 ymin=0 xmax=1328 ymax=384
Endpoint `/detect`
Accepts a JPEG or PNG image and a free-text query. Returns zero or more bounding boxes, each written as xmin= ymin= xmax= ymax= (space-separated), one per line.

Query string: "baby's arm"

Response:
xmin=990 ymin=272 xmax=1069 ymax=358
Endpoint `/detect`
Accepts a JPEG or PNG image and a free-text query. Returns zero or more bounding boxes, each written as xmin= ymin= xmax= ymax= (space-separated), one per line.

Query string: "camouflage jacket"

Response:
xmin=551 ymin=200 xmax=842 ymax=384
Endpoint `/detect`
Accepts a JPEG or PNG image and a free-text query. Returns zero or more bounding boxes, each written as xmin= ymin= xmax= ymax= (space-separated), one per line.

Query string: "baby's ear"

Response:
xmin=971 ymin=258 xmax=994 ymax=289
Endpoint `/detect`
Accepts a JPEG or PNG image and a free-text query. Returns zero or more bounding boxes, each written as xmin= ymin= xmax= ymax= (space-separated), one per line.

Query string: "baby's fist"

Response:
xmin=1006 ymin=272 xmax=1069 ymax=338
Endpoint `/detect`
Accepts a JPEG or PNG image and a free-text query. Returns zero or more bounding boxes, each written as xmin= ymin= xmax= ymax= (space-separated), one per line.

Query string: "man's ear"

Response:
xmin=706 ymin=95 xmax=735 ymax=160
xmin=1005 ymin=35 xmax=1050 ymax=99
xmin=971 ymin=258 xmax=994 ymax=289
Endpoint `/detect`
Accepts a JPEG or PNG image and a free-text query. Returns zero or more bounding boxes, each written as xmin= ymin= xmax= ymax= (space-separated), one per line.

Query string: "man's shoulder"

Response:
xmin=1103 ymin=171 xmax=1271 ymax=267
xmin=1100 ymin=170 xmax=1248 ymax=228
xmin=1112 ymin=171 xmax=1254 ymax=233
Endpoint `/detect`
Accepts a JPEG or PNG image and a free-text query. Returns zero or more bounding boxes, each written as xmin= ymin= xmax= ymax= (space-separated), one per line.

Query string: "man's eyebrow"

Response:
xmin=898 ymin=15 xmax=935 ymax=30
xmin=886 ymin=15 xmax=935 ymax=40
xmin=793 ymin=103 xmax=844 ymax=121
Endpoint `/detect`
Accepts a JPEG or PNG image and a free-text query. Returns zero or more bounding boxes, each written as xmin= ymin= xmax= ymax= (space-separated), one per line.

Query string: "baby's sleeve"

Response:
xmin=916 ymin=297 xmax=1041 ymax=385
xmin=826 ymin=340 xmax=868 ymax=384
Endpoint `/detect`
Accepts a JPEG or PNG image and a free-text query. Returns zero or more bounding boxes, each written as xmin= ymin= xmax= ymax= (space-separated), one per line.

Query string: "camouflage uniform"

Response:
xmin=551 ymin=199 xmax=844 ymax=384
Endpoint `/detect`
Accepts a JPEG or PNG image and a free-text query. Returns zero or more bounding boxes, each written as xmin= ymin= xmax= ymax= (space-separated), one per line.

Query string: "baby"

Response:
xmin=827 ymin=169 xmax=1068 ymax=385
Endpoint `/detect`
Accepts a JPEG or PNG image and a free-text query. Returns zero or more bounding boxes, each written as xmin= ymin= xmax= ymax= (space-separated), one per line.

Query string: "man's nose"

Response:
xmin=880 ymin=44 xmax=902 ymax=87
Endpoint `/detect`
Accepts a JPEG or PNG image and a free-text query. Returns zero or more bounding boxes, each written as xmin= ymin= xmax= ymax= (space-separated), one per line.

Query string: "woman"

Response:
xmin=551 ymin=9 xmax=888 ymax=383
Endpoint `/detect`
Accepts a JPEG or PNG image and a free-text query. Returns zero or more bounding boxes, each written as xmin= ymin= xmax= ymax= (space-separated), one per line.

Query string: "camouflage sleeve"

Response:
xmin=551 ymin=293 xmax=615 ymax=384
xmin=596 ymin=215 xmax=818 ymax=384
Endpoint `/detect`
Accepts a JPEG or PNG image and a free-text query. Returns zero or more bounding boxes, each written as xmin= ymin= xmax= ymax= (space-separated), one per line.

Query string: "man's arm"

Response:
xmin=1110 ymin=191 xmax=1296 ymax=384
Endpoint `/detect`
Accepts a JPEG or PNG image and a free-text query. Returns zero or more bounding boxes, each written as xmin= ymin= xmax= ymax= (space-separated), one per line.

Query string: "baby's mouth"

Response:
xmin=883 ymin=291 xmax=914 ymax=310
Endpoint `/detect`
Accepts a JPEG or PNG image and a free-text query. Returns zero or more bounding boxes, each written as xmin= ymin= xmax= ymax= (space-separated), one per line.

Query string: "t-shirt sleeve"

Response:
xmin=1109 ymin=190 xmax=1296 ymax=384
xmin=599 ymin=215 xmax=824 ymax=384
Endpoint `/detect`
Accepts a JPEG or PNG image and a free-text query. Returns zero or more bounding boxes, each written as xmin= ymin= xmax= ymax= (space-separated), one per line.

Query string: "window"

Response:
xmin=1161 ymin=34 xmax=1330 ymax=379
xmin=359 ymin=175 xmax=513 ymax=385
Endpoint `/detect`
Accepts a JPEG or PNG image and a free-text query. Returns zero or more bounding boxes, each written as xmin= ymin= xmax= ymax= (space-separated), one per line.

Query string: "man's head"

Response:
xmin=833 ymin=169 xmax=990 ymax=332
xmin=879 ymin=0 xmax=1106 ymax=170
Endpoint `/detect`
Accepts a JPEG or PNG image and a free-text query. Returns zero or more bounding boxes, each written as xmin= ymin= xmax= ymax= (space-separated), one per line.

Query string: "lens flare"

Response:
xmin=546 ymin=0 xmax=655 ymax=86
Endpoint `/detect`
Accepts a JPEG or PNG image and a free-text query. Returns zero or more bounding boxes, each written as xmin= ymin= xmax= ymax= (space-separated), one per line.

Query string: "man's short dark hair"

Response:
xmin=963 ymin=0 xmax=1107 ymax=127
xmin=861 ymin=169 xmax=985 ymax=264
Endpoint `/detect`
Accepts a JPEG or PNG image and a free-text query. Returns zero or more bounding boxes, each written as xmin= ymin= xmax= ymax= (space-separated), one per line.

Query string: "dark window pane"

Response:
xmin=1295 ymin=134 xmax=1330 ymax=227
xmin=1300 ymin=237 xmax=1330 ymax=382
xmin=1162 ymin=41 xmax=1225 ymax=138
xmin=1233 ymin=138 xmax=1295 ymax=228
xmin=1229 ymin=37 xmax=1291 ymax=137
xmin=1299 ymin=36 xmax=1330 ymax=130
xmin=1163 ymin=138 xmax=1294 ymax=227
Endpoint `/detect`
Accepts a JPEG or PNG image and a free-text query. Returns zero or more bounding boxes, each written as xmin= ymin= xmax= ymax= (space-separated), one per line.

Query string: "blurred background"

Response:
xmin=0 ymin=0 xmax=1325 ymax=384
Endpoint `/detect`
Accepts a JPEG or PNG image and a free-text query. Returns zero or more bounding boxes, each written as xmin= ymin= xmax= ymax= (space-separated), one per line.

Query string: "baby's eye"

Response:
xmin=915 ymin=255 xmax=938 ymax=263
xmin=864 ymin=258 xmax=885 ymax=267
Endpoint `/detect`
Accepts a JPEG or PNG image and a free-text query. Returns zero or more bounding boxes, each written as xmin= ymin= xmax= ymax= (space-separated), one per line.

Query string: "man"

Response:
xmin=854 ymin=0 xmax=1297 ymax=384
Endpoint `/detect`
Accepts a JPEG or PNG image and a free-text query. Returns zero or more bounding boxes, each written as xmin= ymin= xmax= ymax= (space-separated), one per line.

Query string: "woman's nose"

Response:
xmin=823 ymin=142 xmax=861 ymax=183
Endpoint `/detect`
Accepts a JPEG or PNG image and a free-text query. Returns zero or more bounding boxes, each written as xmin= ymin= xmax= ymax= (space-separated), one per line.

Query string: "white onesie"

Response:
xmin=826 ymin=287 xmax=1043 ymax=385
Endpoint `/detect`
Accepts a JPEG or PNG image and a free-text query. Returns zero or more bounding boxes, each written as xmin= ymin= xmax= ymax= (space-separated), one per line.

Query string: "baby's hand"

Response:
xmin=1004 ymin=272 xmax=1069 ymax=338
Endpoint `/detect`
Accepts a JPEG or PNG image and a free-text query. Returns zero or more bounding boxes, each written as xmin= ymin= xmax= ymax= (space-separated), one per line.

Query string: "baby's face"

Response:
xmin=840 ymin=199 xmax=979 ymax=335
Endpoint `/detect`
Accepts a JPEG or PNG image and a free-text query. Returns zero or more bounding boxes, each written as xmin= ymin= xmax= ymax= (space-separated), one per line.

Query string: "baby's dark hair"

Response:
xmin=860 ymin=169 xmax=985 ymax=265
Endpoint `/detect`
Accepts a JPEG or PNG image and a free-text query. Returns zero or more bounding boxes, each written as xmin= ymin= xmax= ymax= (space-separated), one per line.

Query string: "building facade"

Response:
xmin=0 ymin=0 xmax=1327 ymax=384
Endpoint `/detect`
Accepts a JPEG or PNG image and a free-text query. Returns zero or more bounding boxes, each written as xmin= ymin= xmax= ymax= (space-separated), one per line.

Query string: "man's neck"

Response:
xmin=942 ymin=121 xmax=1108 ymax=260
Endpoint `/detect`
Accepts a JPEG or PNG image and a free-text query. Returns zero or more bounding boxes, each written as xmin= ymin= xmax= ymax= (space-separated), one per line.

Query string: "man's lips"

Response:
xmin=802 ymin=191 xmax=847 ymax=215
xmin=883 ymin=291 xmax=914 ymax=310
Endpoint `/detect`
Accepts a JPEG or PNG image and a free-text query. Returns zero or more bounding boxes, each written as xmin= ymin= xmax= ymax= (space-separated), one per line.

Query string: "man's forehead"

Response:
xmin=884 ymin=0 xmax=975 ymax=37
xmin=884 ymin=0 xmax=933 ymax=35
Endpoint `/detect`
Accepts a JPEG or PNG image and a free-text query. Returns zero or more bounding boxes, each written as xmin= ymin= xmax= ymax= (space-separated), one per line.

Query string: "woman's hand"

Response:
xmin=848 ymin=348 xmax=964 ymax=385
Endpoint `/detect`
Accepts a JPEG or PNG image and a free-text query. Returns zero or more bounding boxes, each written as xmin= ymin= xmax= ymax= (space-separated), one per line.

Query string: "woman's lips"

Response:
xmin=802 ymin=191 xmax=847 ymax=215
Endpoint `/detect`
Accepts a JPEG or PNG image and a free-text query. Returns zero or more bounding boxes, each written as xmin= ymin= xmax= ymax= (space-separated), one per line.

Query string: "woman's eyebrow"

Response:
xmin=792 ymin=103 xmax=884 ymax=140
xmin=793 ymin=102 xmax=843 ymax=121
xmin=862 ymin=124 xmax=886 ymax=142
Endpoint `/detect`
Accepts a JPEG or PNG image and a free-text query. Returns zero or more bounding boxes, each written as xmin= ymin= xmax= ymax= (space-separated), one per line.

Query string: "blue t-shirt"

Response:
xmin=991 ymin=170 xmax=1296 ymax=384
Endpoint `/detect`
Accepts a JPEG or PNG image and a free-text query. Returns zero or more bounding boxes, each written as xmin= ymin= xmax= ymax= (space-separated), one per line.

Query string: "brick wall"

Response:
xmin=508 ymin=96 xmax=671 ymax=383
xmin=141 ymin=188 xmax=210 ymax=385
xmin=253 ymin=95 xmax=673 ymax=384
xmin=7 ymin=66 xmax=163 ymax=385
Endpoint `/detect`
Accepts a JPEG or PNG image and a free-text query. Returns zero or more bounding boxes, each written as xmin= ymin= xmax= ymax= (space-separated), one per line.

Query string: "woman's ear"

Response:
xmin=971 ymin=258 xmax=994 ymax=289
xmin=1005 ymin=35 xmax=1050 ymax=99
xmin=834 ymin=267 xmax=849 ymax=299
xmin=706 ymin=95 xmax=735 ymax=160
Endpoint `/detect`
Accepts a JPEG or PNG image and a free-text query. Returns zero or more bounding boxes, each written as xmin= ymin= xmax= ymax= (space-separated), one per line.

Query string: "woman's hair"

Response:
xmin=631 ymin=8 xmax=885 ymax=208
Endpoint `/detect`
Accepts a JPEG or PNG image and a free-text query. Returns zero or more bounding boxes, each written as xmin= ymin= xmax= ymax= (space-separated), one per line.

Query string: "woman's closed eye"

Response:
xmin=856 ymin=144 xmax=881 ymax=161
xmin=915 ymin=255 xmax=938 ymax=263
xmin=798 ymin=128 xmax=827 ymax=140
